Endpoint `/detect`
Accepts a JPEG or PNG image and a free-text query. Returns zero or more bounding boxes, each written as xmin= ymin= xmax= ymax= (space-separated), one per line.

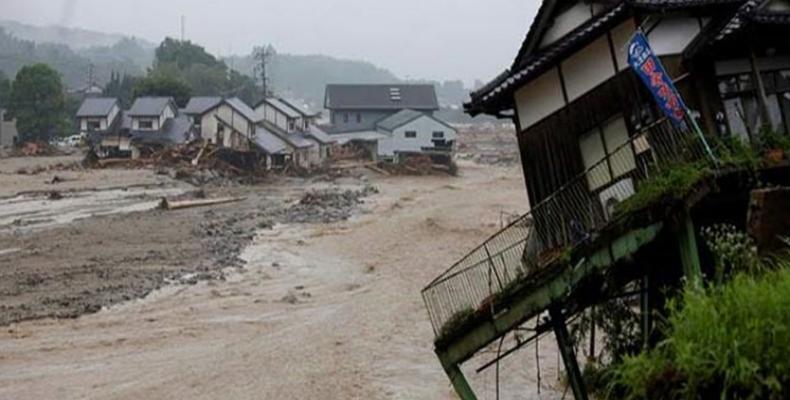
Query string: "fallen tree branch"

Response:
xmin=159 ymin=196 xmax=246 ymax=211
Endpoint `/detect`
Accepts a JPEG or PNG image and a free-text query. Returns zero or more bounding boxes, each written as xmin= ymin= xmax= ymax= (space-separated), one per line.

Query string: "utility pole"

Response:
xmin=254 ymin=45 xmax=274 ymax=100
xmin=87 ymin=63 xmax=96 ymax=92
xmin=180 ymin=15 xmax=186 ymax=42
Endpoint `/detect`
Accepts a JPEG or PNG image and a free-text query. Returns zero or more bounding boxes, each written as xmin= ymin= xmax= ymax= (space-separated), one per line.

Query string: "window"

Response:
xmin=288 ymin=120 xmax=295 ymax=131
xmin=718 ymin=70 xmax=790 ymax=138
xmin=304 ymin=120 xmax=310 ymax=130
xmin=86 ymin=120 xmax=101 ymax=131
xmin=343 ymin=113 xmax=349 ymax=123
xmin=579 ymin=116 xmax=636 ymax=191
xmin=138 ymin=119 xmax=153 ymax=130
xmin=356 ymin=113 xmax=361 ymax=123
xmin=405 ymin=131 xmax=417 ymax=139
xmin=432 ymin=131 xmax=444 ymax=139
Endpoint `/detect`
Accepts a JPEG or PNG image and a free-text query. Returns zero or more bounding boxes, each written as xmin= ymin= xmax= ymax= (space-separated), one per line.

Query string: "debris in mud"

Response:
xmin=284 ymin=185 xmax=379 ymax=223
xmin=85 ymin=141 xmax=268 ymax=186
xmin=47 ymin=191 xmax=63 ymax=201
xmin=280 ymin=291 xmax=300 ymax=304
xmin=160 ymin=196 xmax=246 ymax=211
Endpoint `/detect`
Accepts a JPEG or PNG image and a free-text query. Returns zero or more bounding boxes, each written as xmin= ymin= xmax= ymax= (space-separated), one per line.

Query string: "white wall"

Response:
xmin=647 ymin=16 xmax=701 ymax=56
xmin=540 ymin=2 xmax=593 ymax=49
xmin=561 ymin=36 xmax=617 ymax=102
xmin=515 ymin=67 xmax=566 ymax=129
xmin=610 ymin=18 xmax=637 ymax=71
xmin=377 ymin=115 xmax=457 ymax=157
xmin=159 ymin=104 xmax=176 ymax=130
xmin=201 ymin=103 xmax=254 ymax=148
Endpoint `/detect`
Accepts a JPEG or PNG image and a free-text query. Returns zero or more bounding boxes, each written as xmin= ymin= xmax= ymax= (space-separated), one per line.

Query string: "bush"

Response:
xmin=605 ymin=260 xmax=790 ymax=399
xmin=615 ymin=163 xmax=710 ymax=216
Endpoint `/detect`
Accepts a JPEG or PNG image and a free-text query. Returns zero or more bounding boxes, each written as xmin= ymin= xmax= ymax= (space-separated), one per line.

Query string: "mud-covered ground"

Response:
xmin=0 ymin=138 xmax=567 ymax=400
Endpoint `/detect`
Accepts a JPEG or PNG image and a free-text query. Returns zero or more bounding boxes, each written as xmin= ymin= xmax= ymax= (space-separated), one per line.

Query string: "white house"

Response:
xmin=128 ymin=97 xmax=177 ymax=132
xmin=184 ymin=97 xmax=259 ymax=150
xmin=375 ymin=109 xmax=457 ymax=159
xmin=75 ymin=98 xmax=122 ymax=138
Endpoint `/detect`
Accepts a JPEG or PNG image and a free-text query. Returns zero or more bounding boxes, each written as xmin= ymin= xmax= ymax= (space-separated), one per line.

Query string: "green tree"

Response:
xmin=8 ymin=63 xmax=67 ymax=143
xmin=132 ymin=72 xmax=192 ymax=107
xmin=0 ymin=70 xmax=10 ymax=108
xmin=103 ymin=70 xmax=139 ymax=108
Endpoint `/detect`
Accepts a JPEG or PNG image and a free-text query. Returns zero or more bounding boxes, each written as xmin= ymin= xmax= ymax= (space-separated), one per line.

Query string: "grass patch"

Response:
xmin=435 ymin=307 xmax=477 ymax=348
xmin=604 ymin=259 xmax=790 ymax=399
xmin=615 ymin=163 xmax=711 ymax=217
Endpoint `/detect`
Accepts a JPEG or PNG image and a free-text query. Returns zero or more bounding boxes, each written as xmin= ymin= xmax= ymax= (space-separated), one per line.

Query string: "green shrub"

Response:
xmin=615 ymin=163 xmax=710 ymax=216
xmin=605 ymin=260 xmax=790 ymax=399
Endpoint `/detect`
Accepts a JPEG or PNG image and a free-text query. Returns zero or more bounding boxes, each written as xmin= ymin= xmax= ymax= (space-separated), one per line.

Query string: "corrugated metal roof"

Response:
xmin=325 ymin=84 xmax=439 ymax=110
xmin=254 ymin=126 xmax=290 ymax=154
xmin=130 ymin=114 xmax=192 ymax=145
xmin=262 ymin=97 xmax=302 ymax=119
xmin=225 ymin=97 xmax=259 ymax=122
xmin=76 ymin=98 xmax=118 ymax=117
xmin=183 ymin=97 xmax=222 ymax=115
xmin=128 ymin=97 xmax=175 ymax=117
xmin=306 ymin=125 xmax=335 ymax=145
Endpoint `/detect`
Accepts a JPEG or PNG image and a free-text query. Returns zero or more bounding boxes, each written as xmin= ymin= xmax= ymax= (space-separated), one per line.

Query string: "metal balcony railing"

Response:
xmin=422 ymin=117 xmax=713 ymax=335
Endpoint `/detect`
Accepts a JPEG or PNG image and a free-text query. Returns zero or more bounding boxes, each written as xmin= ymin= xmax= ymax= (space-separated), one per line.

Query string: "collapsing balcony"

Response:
xmin=421 ymin=117 xmax=720 ymax=399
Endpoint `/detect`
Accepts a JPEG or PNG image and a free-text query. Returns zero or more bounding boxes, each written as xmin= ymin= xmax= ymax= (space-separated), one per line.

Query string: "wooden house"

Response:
xmin=465 ymin=0 xmax=790 ymax=210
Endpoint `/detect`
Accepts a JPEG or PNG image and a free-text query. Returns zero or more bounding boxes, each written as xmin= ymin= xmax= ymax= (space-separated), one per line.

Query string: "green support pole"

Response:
xmin=550 ymin=306 xmax=589 ymax=400
xmin=640 ymin=275 xmax=651 ymax=348
xmin=440 ymin=359 xmax=478 ymax=400
xmin=677 ymin=214 xmax=702 ymax=287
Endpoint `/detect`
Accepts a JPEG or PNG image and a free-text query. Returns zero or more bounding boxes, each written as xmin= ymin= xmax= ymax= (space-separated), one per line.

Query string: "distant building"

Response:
xmin=0 ymin=109 xmax=19 ymax=149
xmin=375 ymin=109 xmax=457 ymax=159
xmin=323 ymin=84 xmax=455 ymax=160
xmin=324 ymin=84 xmax=439 ymax=133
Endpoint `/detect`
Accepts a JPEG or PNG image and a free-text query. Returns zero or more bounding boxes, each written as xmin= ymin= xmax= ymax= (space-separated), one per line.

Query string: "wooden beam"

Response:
xmin=551 ymin=305 xmax=589 ymax=400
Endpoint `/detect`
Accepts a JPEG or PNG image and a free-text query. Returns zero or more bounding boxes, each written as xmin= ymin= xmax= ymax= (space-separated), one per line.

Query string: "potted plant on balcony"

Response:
xmin=760 ymin=128 xmax=789 ymax=164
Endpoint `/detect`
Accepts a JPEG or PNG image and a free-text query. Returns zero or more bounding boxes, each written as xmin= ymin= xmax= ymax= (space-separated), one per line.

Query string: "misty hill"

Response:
xmin=0 ymin=19 xmax=155 ymax=50
xmin=0 ymin=20 xmax=476 ymax=114
xmin=0 ymin=27 xmax=151 ymax=90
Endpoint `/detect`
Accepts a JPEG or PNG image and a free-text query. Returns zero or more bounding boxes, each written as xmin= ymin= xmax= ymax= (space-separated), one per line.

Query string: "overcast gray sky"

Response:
xmin=2 ymin=0 xmax=538 ymax=86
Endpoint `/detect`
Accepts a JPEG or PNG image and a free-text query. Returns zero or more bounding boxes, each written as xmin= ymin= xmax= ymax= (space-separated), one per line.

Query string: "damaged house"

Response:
xmin=78 ymin=97 xmax=191 ymax=158
xmin=183 ymin=97 xmax=258 ymax=150
xmin=420 ymin=0 xmax=790 ymax=399
xmin=253 ymin=96 xmax=334 ymax=169
xmin=323 ymin=84 xmax=456 ymax=160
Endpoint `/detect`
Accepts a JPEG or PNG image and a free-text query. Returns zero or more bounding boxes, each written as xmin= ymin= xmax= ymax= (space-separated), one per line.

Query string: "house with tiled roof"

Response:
xmin=254 ymin=96 xmax=334 ymax=166
xmin=423 ymin=1 xmax=790 ymax=399
xmin=183 ymin=96 xmax=258 ymax=151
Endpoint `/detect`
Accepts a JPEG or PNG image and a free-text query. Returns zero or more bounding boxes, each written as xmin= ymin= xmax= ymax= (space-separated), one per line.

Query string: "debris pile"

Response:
xmin=12 ymin=142 xmax=61 ymax=157
xmin=377 ymin=154 xmax=456 ymax=176
xmin=87 ymin=141 xmax=267 ymax=185
xmin=284 ymin=185 xmax=379 ymax=223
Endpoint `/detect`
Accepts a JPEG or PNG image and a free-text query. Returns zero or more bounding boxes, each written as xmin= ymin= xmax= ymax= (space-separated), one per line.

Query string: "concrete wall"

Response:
xmin=377 ymin=115 xmax=457 ymax=157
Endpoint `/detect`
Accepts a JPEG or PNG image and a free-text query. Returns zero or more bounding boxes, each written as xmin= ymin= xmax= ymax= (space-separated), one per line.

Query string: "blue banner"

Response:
xmin=627 ymin=32 xmax=687 ymax=127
